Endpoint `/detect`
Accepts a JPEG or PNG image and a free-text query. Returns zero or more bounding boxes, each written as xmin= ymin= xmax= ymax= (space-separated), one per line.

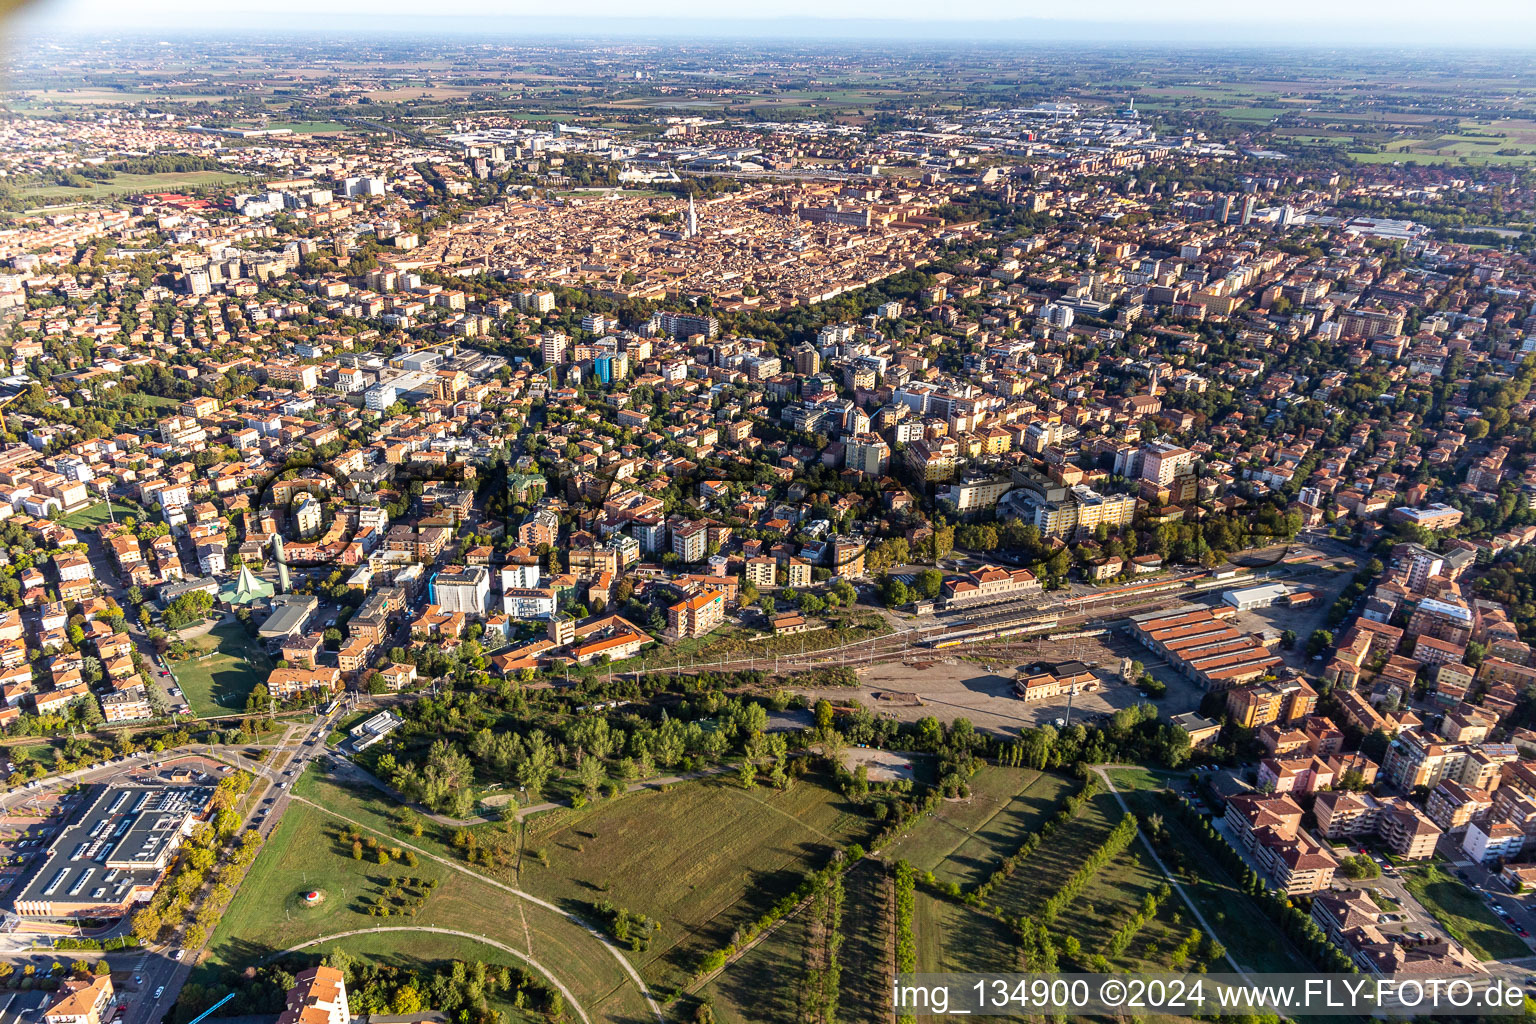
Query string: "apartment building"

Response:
xmin=1223 ymin=793 xmax=1338 ymax=895
xmin=667 ymin=588 xmax=726 ymax=640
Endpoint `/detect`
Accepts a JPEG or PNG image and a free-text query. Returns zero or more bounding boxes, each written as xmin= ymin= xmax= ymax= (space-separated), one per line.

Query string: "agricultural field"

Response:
xmin=519 ymin=770 xmax=881 ymax=992
xmin=173 ymin=624 xmax=273 ymax=717
xmin=880 ymin=766 xmax=1075 ymax=889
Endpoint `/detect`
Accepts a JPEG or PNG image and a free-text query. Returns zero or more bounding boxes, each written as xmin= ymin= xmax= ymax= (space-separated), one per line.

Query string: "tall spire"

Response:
xmin=687 ymin=194 xmax=698 ymax=238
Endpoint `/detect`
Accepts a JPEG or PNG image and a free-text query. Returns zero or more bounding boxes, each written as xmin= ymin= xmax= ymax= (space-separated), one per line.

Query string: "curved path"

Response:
xmin=291 ymin=793 xmax=664 ymax=1024
xmin=270 ymin=926 xmax=591 ymax=1024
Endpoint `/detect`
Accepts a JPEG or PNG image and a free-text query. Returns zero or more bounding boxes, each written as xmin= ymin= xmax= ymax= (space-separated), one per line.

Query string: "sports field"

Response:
xmin=60 ymin=501 xmax=137 ymax=529
xmin=173 ymin=624 xmax=273 ymax=717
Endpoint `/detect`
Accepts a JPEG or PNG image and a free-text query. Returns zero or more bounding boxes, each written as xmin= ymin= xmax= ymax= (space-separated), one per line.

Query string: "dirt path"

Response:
xmin=290 ymin=792 xmax=664 ymax=1023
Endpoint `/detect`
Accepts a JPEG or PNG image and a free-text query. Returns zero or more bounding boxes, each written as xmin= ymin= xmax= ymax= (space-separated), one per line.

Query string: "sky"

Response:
xmin=9 ymin=0 xmax=1536 ymax=44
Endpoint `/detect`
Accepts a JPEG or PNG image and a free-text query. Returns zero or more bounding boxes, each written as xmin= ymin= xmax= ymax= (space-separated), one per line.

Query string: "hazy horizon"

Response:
xmin=10 ymin=4 xmax=1536 ymax=48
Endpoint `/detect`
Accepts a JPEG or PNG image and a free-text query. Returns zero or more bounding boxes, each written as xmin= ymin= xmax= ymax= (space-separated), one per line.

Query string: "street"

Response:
xmin=0 ymin=700 xmax=349 ymax=1024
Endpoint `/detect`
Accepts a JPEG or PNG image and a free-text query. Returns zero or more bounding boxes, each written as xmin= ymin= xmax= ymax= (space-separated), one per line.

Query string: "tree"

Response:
xmin=814 ymin=699 xmax=835 ymax=733
xmin=575 ymin=754 xmax=604 ymax=798
xmin=1306 ymin=629 xmax=1335 ymax=657
xmin=913 ymin=569 xmax=943 ymax=601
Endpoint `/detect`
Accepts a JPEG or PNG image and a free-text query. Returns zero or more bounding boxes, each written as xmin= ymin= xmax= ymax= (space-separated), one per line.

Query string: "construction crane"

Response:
xmin=183 ymin=991 xmax=238 ymax=1024
xmin=0 ymin=391 xmax=22 ymax=437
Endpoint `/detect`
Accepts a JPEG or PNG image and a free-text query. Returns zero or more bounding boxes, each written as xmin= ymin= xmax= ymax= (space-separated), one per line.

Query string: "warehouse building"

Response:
xmin=1129 ymin=605 xmax=1283 ymax=691
xmin=11 ymin=784 xmax=214 ymax=918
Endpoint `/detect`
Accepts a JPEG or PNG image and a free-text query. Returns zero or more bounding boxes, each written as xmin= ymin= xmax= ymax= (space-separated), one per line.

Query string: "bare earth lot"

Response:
xmin=795 ymin=628 xmax=1204 ymax=736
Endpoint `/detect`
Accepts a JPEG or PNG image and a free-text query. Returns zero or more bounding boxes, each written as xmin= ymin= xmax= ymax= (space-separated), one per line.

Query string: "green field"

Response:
xmin=172 ymin=623 xmax=273 ymax=717
xmin=700 ymin=856 xmax=892 ymax=1024
xmin=1106 ymin=767 xmax=1316 ymax=973
xmin=61 ymin=502 xmax=137 ymax=529
xmin=1403 ymin=863 xmax=1529 ymax=960
xmin=261 ymin=121 xmax=355 ymax=133
xmin=912 ymin=890 xmax=1018 ymax=974
xmin=696 ymin=885 xmax=813 ymax=1024
xmin=20 ymin=170 xmax=250 ymax=206
xmin=1349 ymin=150 xmax=1536 ymax=166
xmin=200 ymin=787 xmax=653 ymax=1024
xmin=881 ymin=767 xmax=1075 ymax=890
xmin=521 ymin=770 xmax=879 ymax=991
xmin=985 ymin=787 xmax=1121 ymax=916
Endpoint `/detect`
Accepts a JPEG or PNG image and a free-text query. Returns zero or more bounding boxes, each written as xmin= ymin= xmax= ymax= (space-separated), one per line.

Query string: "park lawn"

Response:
xmin=912 ymin=891 xmax=1017 ymax=975
xmin=1107 ymin=770 xmax=1317 ymax=973
xmin=60 ymin=502 xmax=137 ymax=529
xmin=291 ymin=770 xmax=466 ymax=865
xmin=260 ymin=121 xmax=354 ymax=133
xmin=5 ymin=740 xmax=59 ymax=765
xmin=930 ymin=772 xmax=1076 ymax=890
xmin=702 ymin=856 xmax=891 ymax=1024
xmin=1054 ymin=842 xmax=1179 ymax=970
xmin=285 ymin=932 xmax=543 ymax=1023
xmin=880 ymin=765 xmax=1034 ymax=866
xmin=203 ymin=794 xmax=649 ymax=1024
xmin=201 ymin=797 xmax=451 ymax=972
xmin=1403 ymin=863 xmax=1528 ymax=961
xmin=1105 ymin=765 xmax=1182 ymax=793
xmin=19 ymin=170 xmax=249 ymax=205
xmin=174 ymin=624 xmax=273 ymax=717
xmin=836 ymin=858 xmax=893 ymax=1024
xmin=521 ymin=770 xmax=879 ymax=992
